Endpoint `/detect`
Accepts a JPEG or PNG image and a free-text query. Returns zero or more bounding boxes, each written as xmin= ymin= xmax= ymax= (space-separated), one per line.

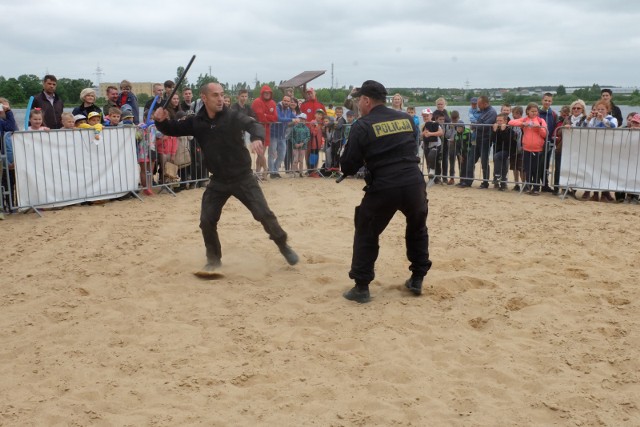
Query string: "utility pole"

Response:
xmin=331 ymin=63 xmax=334 ymax=90
xmin=94 ymin=63 xmax=105 ymax=95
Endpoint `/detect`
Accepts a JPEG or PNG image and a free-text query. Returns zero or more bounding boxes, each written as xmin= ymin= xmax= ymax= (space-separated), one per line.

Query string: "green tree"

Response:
xmin=194 ymin=73 xmax=219 ymax=91
xmin=175 ymin=66 xmax=189 ymax=91
xmin=56 ymin=78 xmax=93 ymax=104
xmin=17 ymin=74 xmax=42 ymax=99
xmin=556 ymin=85 xmax=566 ymax=96
xmin=0 ymin=78 xmax=26 ymax=104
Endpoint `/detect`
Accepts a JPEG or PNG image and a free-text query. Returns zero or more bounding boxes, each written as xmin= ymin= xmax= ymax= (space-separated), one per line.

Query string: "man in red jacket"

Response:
xmin=251 ymin=85 xmax=278 ymax=178
xmin=299 ymin=88 xmax=325 ymax=122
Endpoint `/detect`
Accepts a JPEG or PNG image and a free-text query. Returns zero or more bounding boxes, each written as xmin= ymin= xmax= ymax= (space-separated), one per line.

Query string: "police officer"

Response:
xmin=340 ymin=80 xmax=432 ymax=303
xmin=154 ymin=83 xmax=299 ymax=276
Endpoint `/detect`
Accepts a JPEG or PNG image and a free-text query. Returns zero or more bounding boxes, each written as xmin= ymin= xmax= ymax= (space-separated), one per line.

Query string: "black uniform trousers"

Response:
xmin=349 ymin=180 xmax=432 ymax=285
xmin=200 ymin=174 xmax=287 ymax=262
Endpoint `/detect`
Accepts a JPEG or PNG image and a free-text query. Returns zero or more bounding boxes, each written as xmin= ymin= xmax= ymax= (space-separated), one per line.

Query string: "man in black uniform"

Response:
xmin=340 ymin=80 xmax=432 ymax=303
xmin=154 ymin=83 xmax=299 ymax=275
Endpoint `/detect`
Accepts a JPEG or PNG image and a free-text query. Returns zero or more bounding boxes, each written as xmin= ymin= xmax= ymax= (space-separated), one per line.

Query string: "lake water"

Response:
xmin=7 ymin=105 xmax=639 ymax=129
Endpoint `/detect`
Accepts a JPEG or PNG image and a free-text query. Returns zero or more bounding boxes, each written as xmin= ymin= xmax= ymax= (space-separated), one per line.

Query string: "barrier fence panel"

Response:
xmin=558 ymin=127 xmax=640 ymax=196
xmin=9 ymin=127 xmax=140 ymax=213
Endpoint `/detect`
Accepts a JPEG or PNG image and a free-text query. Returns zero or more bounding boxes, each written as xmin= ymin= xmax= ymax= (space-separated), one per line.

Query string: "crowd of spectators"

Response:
xmin=2 ymin=76 xmax=639 ymax=214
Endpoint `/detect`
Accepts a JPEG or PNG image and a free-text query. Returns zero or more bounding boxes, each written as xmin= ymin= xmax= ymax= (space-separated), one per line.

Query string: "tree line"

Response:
xmin=3 ymin=72 xmax=639 ymax=108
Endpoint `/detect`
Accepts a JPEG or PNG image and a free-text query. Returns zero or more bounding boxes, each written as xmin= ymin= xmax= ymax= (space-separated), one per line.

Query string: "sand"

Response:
xmin=1 ymin=177 xmax=639 ymax=426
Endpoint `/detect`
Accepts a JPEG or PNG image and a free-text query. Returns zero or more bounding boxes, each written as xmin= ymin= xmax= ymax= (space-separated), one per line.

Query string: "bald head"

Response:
xmin=200 ymin=82 xmax=223 ymax=96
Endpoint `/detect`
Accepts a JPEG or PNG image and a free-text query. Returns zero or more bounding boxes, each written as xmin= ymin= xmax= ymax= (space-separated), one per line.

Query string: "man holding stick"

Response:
xmin=154 ymin=83 xmax=299 ymax=276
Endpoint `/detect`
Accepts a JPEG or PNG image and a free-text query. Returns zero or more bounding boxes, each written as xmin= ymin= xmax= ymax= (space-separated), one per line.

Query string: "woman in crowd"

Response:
xmin=557 ymin=99 xmax=588 ymax=198
xmin=390 ymin=93 xmax=404 ymax=111
xmin=72 ymin=88 xmax=102 ymax=122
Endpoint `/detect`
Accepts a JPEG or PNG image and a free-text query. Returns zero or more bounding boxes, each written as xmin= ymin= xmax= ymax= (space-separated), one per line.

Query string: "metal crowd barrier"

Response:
xmin=4 ymin=119 xmax=638 ymax=219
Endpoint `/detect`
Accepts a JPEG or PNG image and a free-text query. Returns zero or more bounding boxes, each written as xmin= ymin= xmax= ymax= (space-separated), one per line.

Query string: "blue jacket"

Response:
xmin=474 ymin=106 xmax=497 ymax=145
xmin=538 ymin=108 xmax=557 ymax=141
xmin=271 ymin=103 xmax=296 ymax=139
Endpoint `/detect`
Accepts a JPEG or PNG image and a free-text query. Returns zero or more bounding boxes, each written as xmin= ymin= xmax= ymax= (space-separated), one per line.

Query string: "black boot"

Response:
xmin=405 ymin=276 xmax=424 ymax=296
xmin=343 ymin=286 xmax=371 ymax=303
xmin=277 ymin=243 xmax=299 ymax=265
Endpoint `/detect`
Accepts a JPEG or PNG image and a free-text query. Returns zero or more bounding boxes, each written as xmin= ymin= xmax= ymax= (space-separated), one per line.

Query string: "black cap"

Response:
xmin=352 ymin=80 xmax=388 ymax=101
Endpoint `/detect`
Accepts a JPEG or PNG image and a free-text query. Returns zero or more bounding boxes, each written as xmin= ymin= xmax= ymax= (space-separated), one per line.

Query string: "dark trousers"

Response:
xmin=493 ymin=150 xmax=509 ymax=183
xmin=200 ymin=174 xmax=287 ymax=262
xmin=461 ymin=141 xmax=490 ymax=186
xmin=553 ymin=150 xmax=562 ymax=190
xmin=523 ymin=151 xmax=544 ymax=191
xmin=349 ymin=181 xmax=432 ymax=285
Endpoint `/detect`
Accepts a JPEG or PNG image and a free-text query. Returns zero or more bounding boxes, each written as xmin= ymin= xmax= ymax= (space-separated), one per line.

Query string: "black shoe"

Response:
xmin=278 ymin=244 xmax=299 ymax=265
xmin=270 ymin=173 xmax=282 ymax=179
xmin=541 ymin=185 xmax=553 ymax=193
xmin=499 ymin=184 xmax=507 ymax=191
xmin=513 ymin=184 xmax=521 ymax=192
xmin=456 ymin=182 xmax=470 ymax=188
xmin=479 ymin=182 xmax=489 ymax=189
xmin=343 ymin=287 xmax=371 ymax=303
xmin=404 ymin=276 xmax=423 ymax=296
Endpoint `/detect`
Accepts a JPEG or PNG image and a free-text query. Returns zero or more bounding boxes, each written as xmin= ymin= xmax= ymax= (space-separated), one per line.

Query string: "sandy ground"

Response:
xmin=1 ymin=177 xmax=639 ymax=426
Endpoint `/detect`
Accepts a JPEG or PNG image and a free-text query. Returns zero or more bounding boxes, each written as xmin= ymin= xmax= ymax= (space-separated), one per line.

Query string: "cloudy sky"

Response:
xmin=3 ymin=0 xmax=639 ymax=90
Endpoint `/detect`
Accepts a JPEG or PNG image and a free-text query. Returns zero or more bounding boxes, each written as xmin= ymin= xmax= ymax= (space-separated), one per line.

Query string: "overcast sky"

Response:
xmin=3 ymin=0 xmax=639 ymax=90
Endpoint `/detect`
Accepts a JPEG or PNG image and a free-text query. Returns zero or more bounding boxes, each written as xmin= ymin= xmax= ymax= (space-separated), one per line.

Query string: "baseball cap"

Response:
xmin=352 ymin=80 xmax=388 ymax=101
xmin=630 ymin=113 xmax=640 ymax=124
xmin=296 ymin=113 xmax=307 ymax=119
xmin=346 ymin=110 xmax=355 ymax=117
xmin=421 ymin=108 xmax=432 ymax=115
xmin=73 ymin=114 xmax=86 ymax=122
xmin=121 ymin=111 xmax=134 ymax=119
xmin=87 ymin=112 xmax=101 ymax=120
xmin=470 ymin=97 xmax=478 ymax=103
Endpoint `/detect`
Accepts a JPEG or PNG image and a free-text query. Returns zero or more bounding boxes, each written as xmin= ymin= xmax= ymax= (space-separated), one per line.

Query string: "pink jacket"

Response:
xmin=508 ymin=116 xmax=547 ymax=152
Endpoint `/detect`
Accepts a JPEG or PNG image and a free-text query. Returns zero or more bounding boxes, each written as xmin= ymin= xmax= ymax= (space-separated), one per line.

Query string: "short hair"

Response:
xmin=238 ymin=89 xmax=249 ymax=95
xmin=601 ymin=88 xmax=613 ymax=95
xmin=432 ymin=110 xmax=446 ymax=120
xmin=109 ymin=107 xmax=122 ymax=116
xmin=335 ymin=106 xmax=343 ymax=112
xmin=512 ymin=106 xmax=523 ymax=115
xmin=569 ymin=99 xmax=586 ymax=113
xmin=542 ymin=92 xmax=553 ymax=99
xmin=450 ymin=110 xmax=460 ymax=119
xmin=478 ymin=95 xmax=490 ymax=104
xmin=61 ymin=112 xmax=74 ymax=120
xmin=30 ymin=109 xmax=43 ymax=117
xmin=43 ymin=74 xmax=57 ymax=82
xmin=501 ymin=102 xmax=511 ymax=108
xmin=106 ymin=85 xmax=118 ymax=93
xmin=560 ymin=105 xmax=571 ymax=115
xmin=497 ymin=113 xmax=509 ymax=121
xmin=182 ymin=87 xmax=192 ymax=93
xmin=120 ymin=80 xmax=132 ymax=90
xmin=164 ymin=80 xmax=175 ymax=88
xmin=79 ymin=88 xmax=96 ymax=101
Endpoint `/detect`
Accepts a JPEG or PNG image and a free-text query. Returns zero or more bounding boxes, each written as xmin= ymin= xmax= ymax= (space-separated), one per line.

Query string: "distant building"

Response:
xmin=99 ymin=82 xmax=156 ymax=98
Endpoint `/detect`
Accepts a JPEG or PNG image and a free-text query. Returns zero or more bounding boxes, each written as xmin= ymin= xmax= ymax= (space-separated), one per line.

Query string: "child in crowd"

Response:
xmin=107 ymin=107 xmax=122 ymax=126
xmin=28 ymin=109 xmax=50 ymax=131
xmin=508 ymin=103 xmax=547 ymax=195
xmin=510 ymin=106 xmax=524 ymax=191
xmin=322 ymin=116 xmax=335 ymax=170
xmin=121 ymin=110 xmax=135 ymax=125
xmin=454 ymin=122 xmax=472 ymax=186
xmin=421 ymin=108 xmax=443 ymax=182
xmin=444 ymin=110 xmax=460 ymax=184
xmin=307 ymin=109 xmax=325 ymax=177
xmin=290 ymin=113 xmax=310 ymax=177
xmin=332 ymin=106 xmax=347 ymax=169
xmin=492 ymin=113 xmax=518 ymax=191
xmin=61 ymin=112 xmax=75 ymax=129
xmin=78 ymin=111 xmax=103 ymax=142
xmin=137 ymin=121 xmax=155 ymax=196
xmin=501 ymin=103 xmax=512 ymax=117
xmin=406 ymin=106 xmax=421 ymax=150
xmin=74 ymin=114 xmax=87 ymax=127
xmin=583 ymin=100 xmax=618 ymax=202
